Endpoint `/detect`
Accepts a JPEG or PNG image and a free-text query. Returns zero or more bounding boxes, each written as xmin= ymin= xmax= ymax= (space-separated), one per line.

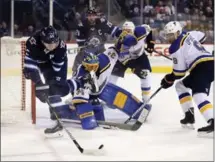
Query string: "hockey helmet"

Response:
xmin=86 ymin=8 xmax=98 ymax=25
xmin=82 ymin=53 xmax=99 ymax=72
xmin=164 ymin=21 xmax=182 ymax=42
xmin=87 ymin=8 xmax=97 ymax=15
xmin=40 ymin=26 xmax=59 ymax=44
xmin=122 ymin=21 xmax=135 ymax=33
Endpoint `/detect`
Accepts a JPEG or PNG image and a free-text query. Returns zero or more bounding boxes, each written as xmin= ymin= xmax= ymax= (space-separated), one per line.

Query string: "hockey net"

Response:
xmin=1 ymin=37 xmax=36 ymax=125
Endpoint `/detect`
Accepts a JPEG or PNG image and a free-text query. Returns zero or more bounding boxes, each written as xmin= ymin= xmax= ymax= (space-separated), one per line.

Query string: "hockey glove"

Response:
xmin=79 ymin=71 xmax=99 ymax=93
xmin=23 ymin=68 xmax=42 ymax=84
xmin=161 ymin=73 xmax=175 ymax=89
xmin=35 ymin=83 xmax=49 ymax=103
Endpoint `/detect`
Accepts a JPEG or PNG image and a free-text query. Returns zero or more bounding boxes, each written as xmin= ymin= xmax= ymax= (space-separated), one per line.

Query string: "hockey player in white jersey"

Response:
xmin=160 ymin=21 xmax=214 ymax=134
xmin=109 ymin=21 xmax=155 ymax=122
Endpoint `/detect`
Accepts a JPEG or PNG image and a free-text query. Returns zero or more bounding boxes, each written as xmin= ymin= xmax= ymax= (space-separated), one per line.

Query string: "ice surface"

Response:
xmin=1 ymin=74 xmax=213 ymax=161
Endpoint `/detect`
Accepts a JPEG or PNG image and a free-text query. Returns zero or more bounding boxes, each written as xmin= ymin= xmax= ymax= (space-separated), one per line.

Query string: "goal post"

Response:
xmin=1 ymin=36 xmax=36 ymax=124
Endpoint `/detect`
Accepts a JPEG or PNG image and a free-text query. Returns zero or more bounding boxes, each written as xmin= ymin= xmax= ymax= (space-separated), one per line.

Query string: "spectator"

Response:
xmin=198 ymin=1 xmax=204 ymax=11
xmin=0 ymin=23 xmax=3 ymax=37
xmin=128 ymin=0 xmax=140 ymax=17
xmin=205 ymin=23 xmax=213 ymax=43
xmin=155 ymin=1 xmax=164 ymax=13
xmin=143 ymin=1 xmax=153 ymax=17
xmin=14 ymin=24 xmax=22 ymax=37
xmin=23 ymin=25 xmax=35 ymax=36
xmin=156 ymin=8 xmax=166 ymax=22
xmin=1 ymin=21 xmax=9 ymax=36
xmin=204 ymin=7 xmax=213 ymax=18
xmin=165 ymin=1 xmax=175 ymax=15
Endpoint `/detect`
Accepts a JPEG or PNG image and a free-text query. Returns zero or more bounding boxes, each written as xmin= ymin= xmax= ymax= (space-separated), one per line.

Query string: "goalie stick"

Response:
xmin=46 ymin=98 xmax=104 ymax=155
xmin=124 ymin=86 xmax=163 ymax=130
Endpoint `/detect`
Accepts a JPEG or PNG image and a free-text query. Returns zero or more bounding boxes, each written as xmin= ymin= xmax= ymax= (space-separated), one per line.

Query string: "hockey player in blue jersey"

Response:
xmin=23 ymin=26 xmax=70 ymax=133
xmin=160 ymin=21 xmax=214 ymax=134
xmin=109 ymin=21 xmax=155 ymax=123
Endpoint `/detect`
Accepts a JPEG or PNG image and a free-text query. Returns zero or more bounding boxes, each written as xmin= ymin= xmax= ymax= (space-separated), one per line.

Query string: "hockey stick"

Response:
xmin=153 ymin=50 xmax=172 ymax=61
xmin=124 ymin=86 xmax=163 ymax=125
xmin=46 ymin=99 xmax=104 ymax=155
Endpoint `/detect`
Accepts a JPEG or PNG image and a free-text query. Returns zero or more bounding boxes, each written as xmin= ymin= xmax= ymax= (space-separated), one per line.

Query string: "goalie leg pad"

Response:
xmin=75 ymin=103 xmax=98 ymax=130
xmin=93 ymin=104 xmax=105 ymax=121
xmin=99 ymin=83 xmax=143 ymax=117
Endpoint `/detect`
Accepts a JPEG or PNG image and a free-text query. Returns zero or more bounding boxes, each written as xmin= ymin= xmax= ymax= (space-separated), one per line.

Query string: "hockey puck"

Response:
xmin=99 ymin=144 xmax=104 ymax=149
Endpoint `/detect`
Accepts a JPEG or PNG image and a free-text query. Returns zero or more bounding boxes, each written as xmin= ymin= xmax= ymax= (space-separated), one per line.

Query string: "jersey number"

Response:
xmin=193 ymin=40 xmax=208 ymax=53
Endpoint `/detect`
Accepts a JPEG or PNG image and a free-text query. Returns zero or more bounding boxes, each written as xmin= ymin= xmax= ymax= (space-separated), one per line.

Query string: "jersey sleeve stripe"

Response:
xmin=188 ymin=55 xmax=214 ymax=72
xmin=76 ymin=39 xmax=86 ymax=42
xmin=100 ymin=63 xmax=111 ymax=73
xmin=111 ymin=26 xmax=118 ymax=36
xmin=24 ymin=64 xmax=39 ymax=70
xmin=199 ymin=34 xmax=206 ymax=44
xmin=173 ymin=69 xmax=187 ymax=72
xmin=24 ymin=56 xmax=37 ymax=62
xmin=122 ymin=58 xmax=130 ymax=65
xmin=137 ymin=34 xmax=146 ymax=41
xmin=173 ymin=69 xmax=186 ymax=76
xmin=52 ymin=61 xmax=64 ymax=66
xmin=179 ymin=34 xmax=188 ymax=47
xmin=52 ymin=66 xmax=61 ymax=71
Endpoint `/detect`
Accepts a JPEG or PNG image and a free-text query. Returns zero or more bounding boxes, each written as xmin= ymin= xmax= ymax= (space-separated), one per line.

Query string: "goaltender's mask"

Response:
xmin=82 ymin=53 xmax=99 ymax=72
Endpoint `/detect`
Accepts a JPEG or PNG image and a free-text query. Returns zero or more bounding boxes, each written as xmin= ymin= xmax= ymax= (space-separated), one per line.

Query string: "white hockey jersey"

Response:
xmin=188 ymin=30 xmax=206 ymax=44
xmin=115 ymin=26 xmax=149 ymax=64
xmin=169 ymin=31 xmax=213 ymax=77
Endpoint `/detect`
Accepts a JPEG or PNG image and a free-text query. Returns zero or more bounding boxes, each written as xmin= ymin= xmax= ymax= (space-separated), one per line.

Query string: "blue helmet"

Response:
xmin=40 ymin=26 xmax=59 ymax=44
xmin=82 ymin=53 xmax=99 ymax=72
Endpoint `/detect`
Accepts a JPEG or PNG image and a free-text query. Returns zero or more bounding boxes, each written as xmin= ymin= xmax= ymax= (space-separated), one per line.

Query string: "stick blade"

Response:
xmin=82 ymin=147 xmax=105 ymax=156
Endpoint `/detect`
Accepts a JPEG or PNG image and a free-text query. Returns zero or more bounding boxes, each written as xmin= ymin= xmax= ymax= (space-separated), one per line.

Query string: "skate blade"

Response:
xmin=197 ymin=131 xmax=214 ymax=139
xmin=44 ymin=130 xmax=64 ymax=138
xmin=181 ymin=123 xmax=195 ymax=130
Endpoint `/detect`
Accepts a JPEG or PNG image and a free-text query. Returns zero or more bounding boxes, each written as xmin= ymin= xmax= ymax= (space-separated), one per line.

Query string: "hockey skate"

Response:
xmin=44 ymin=121 xmax=63 ymax=138
xmin=197 ymin=119 xmax=214 ymax=138
xmin=180 ymin=108 xmax=195 ymax=129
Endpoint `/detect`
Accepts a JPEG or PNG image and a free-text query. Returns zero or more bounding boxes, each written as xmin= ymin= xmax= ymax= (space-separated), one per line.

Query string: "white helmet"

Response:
xmin=122 ymin=21 xmax=135 ymax=32
xmin=164 ymin=21 xmax=182 ymax=36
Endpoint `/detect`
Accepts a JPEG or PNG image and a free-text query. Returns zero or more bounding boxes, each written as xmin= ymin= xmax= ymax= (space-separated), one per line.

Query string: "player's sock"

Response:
xmin=193 ymin=93 xmax=213 ymax=122
xmin=175 ymin=81 xmax=194 ymax=113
